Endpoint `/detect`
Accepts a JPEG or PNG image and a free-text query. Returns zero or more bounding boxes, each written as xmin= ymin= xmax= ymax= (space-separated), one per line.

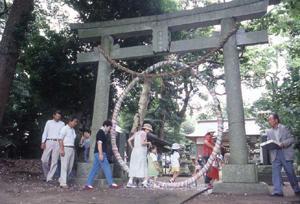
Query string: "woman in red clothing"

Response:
xmin=202 ymin=130 xmax=215 ymax=187
xmin=203 ymin=131 xmax=215 ymax=157
xmin=207 ymin=158 xmax=220 ymax=181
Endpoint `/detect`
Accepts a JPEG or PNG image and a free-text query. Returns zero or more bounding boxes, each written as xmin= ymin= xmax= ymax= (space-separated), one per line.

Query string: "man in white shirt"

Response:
xmin=58 ymin=116 xmax=79 ymax=188
xmin=41 ymin=110 xmax=65 ymax=181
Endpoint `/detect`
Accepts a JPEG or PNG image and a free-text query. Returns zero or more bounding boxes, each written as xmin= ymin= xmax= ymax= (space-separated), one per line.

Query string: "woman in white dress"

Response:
xmin=126 ymin=123 xmax=152 ymax=188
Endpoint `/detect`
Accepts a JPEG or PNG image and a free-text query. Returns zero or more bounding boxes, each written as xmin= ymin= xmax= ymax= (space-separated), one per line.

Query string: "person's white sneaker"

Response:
xmin=83 ymin=185 xmax=94 ymax=190
xmin=141 ymin=181 xmax=148 ymax=188
xmin=153 ymin=184 xmax=160 ymax=188
xmin=126 ymin=182 xmax=137 ymax=188
xmin=109 ymin=183 xmax=120 ymax=189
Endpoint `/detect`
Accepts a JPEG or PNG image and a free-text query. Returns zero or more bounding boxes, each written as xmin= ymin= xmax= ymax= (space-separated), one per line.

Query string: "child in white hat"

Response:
xmin=169 ymin=143 xmax=181 ymax=182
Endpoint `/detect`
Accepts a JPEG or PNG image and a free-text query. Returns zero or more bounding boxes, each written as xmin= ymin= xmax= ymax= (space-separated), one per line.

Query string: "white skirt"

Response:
xmin=129 ymin=147 xmax=147 ymax=178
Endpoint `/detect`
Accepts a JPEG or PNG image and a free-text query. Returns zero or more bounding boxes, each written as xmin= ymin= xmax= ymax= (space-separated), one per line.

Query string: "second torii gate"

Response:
xmin=71 ymin=0 xmax=279 ymax=193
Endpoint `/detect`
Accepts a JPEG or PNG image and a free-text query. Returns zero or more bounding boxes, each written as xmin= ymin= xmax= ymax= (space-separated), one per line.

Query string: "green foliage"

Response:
xmin=0 ymin=0 xmax=10 ymax=33
xmin=252 ymin=66 xmax=300 ymax=137
xmin=181 ymin=120 xmax=195 ymax=135
xmin=240 ymin=46 xmax=276 ymax=88
xmin=0 ymin=0 xmax=182 ymax=158
xmin=0 ymin=69 xmax=36 ymax=158
xmin=0 ymin=6 xmax=95 ymax=158
xmin=248 ymin=1 xmax=300 ymax=154
xmin=21 ymin=30 xmax=94 ymax=115
xmin=65 ymin=0 xmax=178 ymax=22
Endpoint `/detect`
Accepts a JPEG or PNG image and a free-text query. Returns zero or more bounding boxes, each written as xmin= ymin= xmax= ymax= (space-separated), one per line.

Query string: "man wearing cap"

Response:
xmin=84 ymin=120 xmax=120 ymax=189
xmin=41 ymin=110 xmax=65 ymax=182
xmin=127 ymin=123 xmax=152 ymax=188
xmin=202 ymin=129 xmax=215 ymax=187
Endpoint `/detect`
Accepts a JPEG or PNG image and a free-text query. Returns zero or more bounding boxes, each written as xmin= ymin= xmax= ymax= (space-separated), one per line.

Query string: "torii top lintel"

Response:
xmin=72 ymin=0 xmax=280 ymax=61
xmin=70 ymin=0 xmax=279 ymax=40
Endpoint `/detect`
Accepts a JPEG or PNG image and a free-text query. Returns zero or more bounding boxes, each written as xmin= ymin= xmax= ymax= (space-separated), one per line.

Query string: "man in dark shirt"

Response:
xmin=84 ymin=120 xmax=119 ymax=189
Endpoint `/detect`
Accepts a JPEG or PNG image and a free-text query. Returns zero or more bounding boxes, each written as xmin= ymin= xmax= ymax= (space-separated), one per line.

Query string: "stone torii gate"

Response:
xmin=71 ymin=0 xmax=279 ymax=193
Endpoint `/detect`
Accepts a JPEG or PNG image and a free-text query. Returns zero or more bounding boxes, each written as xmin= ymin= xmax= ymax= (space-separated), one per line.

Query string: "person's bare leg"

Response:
xmin=171 ymin=172 xmax=179 ymax=182
xmin=142 ymin=176 xmax=148 ymax=187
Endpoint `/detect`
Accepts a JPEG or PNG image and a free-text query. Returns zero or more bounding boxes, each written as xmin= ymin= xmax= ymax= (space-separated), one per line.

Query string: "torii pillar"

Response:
xmin=89 ymin=36 xmax=113 ymax=161
xmin=75 ymin=36 xmax=119 ymax=186
xmin=213 ymin=18 xmax=268 ymax=194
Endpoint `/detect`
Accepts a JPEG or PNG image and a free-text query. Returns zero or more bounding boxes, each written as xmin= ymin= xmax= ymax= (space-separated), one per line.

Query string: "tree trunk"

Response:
xmin=158 ymin=80 xmax=166 ymax=139
xmin=178 ymin=80 xmax=193 ymax=118
xmin=130 ymin=79 xmax=151 ymax=133
xmin=0 ymin=0 xmax=34 ymax=126
xmin=158 ymin=112 xmax=165 ymax=139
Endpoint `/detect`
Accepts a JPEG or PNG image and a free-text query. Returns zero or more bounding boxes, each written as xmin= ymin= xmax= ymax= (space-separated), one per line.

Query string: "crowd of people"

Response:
xmin=40 ymin=110 xmax=300 ymax=196
xmin=39 ymin=110 xmax=225 ymax=189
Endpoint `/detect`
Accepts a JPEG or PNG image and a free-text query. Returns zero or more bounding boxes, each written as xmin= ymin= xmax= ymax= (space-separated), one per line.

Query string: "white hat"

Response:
xmin=206 ymin=129 xmax=215 ymax=134
xmin=172 ymin=143 xmax=180 ymax=150
xmin=142 ymin=123 xmax=153 ymax=132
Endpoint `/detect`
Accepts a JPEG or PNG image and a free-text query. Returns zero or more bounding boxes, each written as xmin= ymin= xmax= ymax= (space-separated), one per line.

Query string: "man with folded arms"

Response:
xmin=267 ymin=113 xmax=300 ymax=197
xmin=41 ymin=110 xmax=65 ymax=182
xmin=58 ymin=116 xmax=79 ymax=188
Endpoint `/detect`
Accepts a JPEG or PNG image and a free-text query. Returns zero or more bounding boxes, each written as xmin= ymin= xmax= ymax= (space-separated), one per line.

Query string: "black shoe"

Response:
xmin=270 ymin=193 xmax=284 ymax=197
xmin=295 ymin=191 xmax=300 ymax=196
xmin=46 ymin=180 xmax=57 ymax=185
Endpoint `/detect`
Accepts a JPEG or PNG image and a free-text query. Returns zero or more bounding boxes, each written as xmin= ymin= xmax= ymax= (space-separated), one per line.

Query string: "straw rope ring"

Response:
xmin=110 ymin=60 xmax=224 ymax=188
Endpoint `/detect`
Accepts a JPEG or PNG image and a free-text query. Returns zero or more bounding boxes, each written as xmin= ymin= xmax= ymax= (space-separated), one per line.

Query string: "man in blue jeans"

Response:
xmin=267 ymin=113 xmax=300 ymax=197
xmin=84 ymin=120 xmax=119 ymax=189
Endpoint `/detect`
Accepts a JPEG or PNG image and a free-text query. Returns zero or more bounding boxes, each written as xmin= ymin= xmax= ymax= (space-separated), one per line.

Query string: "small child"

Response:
xmin=190 ymin=156 xmax=201 ymax=187
xmin=169 ymin=143 xmax=180 ymax=183
xmin=80 ymin=130 xmax=91 ymax=162
xmin=191 ymin=156 xmax=201 ymax=174
xmin=146 ymin=145 xmax=160 ymax=186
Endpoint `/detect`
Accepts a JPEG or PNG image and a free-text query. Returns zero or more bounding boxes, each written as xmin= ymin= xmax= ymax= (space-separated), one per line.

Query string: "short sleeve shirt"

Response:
xmin=83 ymin=138 xmax=90 ymax=148
xmin=59 ymin=125 xmax=76 ymax=146
xmin=203 ymin=134 xmax=214 ymax=157
xmin=149 ymin=152 xmax=158 ymax=162
xmin=94 ymin=129 xmax=107 ymax=154
xmin=170 ymin=151 xmax=180 ymax=167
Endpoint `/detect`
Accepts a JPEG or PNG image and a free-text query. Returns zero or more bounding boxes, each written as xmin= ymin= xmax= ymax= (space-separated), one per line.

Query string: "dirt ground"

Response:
xmin=0 ymin=159 xmax=299 ymax=204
